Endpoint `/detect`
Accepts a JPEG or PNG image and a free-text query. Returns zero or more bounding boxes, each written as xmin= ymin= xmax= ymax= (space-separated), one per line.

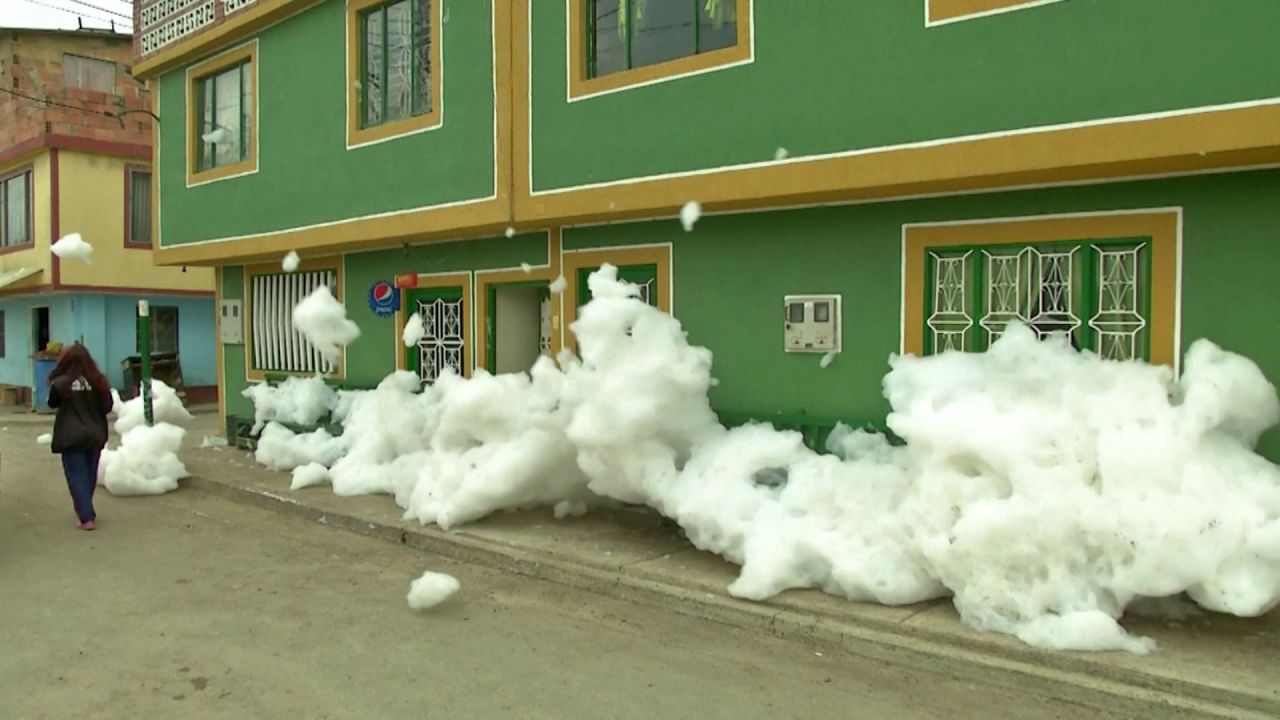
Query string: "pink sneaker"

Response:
xmin=76 ymin=521 xmax=96 ymax=531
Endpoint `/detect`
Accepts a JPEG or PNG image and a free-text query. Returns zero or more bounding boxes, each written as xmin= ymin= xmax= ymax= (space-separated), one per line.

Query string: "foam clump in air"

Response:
xmin=51 ymin=233 xmax=93 ymax=263
xmin=774 ymin=147 xmax=789 ymax=160
xmin=549 ymin=275 xmax=567 ymax=294
xmin=282 ymin=251 xmax=301 ymax=272
xmin=292 ymin=285 xmax=359 ymax=364
xmin=407 ymin=570 xmax=460 ymax=610
xmin=402 ymin=313 xmax=425 ymax=347
xmin=679 ymin=201 xmax=702 ymax=231
xmin=245 ymin=266 xmax=1280 ymax=654
xmin=36 ymin=433 xmax=52 ymax=445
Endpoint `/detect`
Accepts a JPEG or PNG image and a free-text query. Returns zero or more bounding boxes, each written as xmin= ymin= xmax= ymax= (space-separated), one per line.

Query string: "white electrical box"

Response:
xmin=220 ymin=299 xmax=244 ymax=344
xmin=783 ymin=294 xmax=841 ymax=353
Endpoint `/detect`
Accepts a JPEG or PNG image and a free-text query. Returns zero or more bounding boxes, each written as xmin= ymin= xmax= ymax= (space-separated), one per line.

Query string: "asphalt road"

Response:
xmin=1 ymin=421 xmax=1139 ymax=719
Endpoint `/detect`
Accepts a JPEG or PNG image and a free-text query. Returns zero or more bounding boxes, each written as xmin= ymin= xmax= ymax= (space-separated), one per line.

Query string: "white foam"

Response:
xmin=680 ymin=201 xmax=702 ymax=232
xmin=292 ymin=285 xmax=359 ymax=365
xmin=407 ymin=570 xmax=460 ymax=610
xmin=402 ymin=312 xmax=426 ymax=347
xmin=51 ymin=233 xmax=93 ymax=263
xmin=245 ymin=264 xmax=1280 ymax=654
xmin=282 ymin=251 xmax=301 ymax=272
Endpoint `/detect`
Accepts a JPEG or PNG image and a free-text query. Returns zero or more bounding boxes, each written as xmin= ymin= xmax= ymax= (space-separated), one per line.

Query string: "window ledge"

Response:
xmin=347 ymin=110 xmax=442 ymax=149
xmin=187 ymin=158 xmax=257 ymax=187
xmin=0 ymin=243 xmax=37 ymax=256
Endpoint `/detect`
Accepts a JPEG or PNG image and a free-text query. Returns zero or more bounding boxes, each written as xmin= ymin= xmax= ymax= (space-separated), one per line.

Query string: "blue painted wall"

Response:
xmin=101 ymin=294 xmax=216 ymax=388
xmin=0 ymin=295 xmax=75 ymax=388
xmin=0 ymin=292 xmax=215 ymax=391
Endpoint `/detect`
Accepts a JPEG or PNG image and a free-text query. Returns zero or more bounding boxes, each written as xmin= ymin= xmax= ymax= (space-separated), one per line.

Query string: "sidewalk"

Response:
xmin=176 ymin=417 xmax=1278 ymax=719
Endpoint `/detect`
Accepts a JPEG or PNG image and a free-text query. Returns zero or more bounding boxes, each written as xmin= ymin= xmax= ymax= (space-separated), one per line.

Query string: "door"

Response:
xmin=405 ymin=286 xmax=465 ymax=383
xmin=576 ymin=263 xmax=659 ymax=309
xmin=486 ymin=282 xmax=550 ymax=374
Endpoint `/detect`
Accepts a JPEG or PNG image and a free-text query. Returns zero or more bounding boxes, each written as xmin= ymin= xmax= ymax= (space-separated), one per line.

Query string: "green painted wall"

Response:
xmin=531 ymin=0 xmax=1280 ymax=190
xmin=562 ymin=170 xmax=1280 ymax=460
xmin=222 ymin=171 xmax=1280 ymax=461
xmin=342 ymin=233 xmax=550 ymax=386
xmin=159 ymin=0 xmax=496 ymax=246
xmin=220 ymin=266 xmax=253 ymax=419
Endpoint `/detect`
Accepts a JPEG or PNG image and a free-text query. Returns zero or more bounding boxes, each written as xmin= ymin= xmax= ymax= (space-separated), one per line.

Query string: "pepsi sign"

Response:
xmin=368 ymin=280 xmax=400 ymax=317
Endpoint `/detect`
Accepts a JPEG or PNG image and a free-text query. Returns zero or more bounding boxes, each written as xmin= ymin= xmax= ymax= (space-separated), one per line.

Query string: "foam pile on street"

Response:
xmin=407 ymin=570 xmax=460 ymax=610
xmin=246 ymin=265 xmax=1280 ymax=653
xmin=100 ymin=380 xmax=192 ymax=496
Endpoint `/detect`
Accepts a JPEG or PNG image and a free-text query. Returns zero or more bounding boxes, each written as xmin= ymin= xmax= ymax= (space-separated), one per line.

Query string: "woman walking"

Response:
xmin=47 ymin=344 xmax=114 ymax=530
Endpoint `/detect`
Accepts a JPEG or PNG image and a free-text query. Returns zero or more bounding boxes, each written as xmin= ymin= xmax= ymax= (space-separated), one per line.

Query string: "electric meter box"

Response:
xmin=220 ymin=299 xmax=244 ymax=344
xmin=783 ymin=294 xmax=841 ymax=353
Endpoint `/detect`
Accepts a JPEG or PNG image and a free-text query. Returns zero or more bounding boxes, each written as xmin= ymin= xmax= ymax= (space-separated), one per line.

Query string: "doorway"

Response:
xmin=31 ymin=306 xmax=49 ymax=354
xmin=485 ymin=282 xmax=550 ymax=374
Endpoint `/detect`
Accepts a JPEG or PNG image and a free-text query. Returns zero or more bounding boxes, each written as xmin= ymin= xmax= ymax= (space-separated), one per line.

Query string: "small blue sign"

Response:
xmin=369 ymin=280 xmax=400 ymax=317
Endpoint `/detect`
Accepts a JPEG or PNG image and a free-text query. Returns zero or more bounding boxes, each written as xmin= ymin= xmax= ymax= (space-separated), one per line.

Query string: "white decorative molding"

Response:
xmin=141 ymin=1 xmax=216 ymax=55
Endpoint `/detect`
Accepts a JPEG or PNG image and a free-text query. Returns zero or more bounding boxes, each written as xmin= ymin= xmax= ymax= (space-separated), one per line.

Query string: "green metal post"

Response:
xmin=138 ymin=300 xmax=154 ymax=426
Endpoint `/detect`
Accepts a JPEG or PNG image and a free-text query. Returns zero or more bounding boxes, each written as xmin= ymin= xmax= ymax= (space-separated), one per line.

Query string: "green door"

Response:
xmin=576 ymin=263 xmax=659 ymax=309
xmin=405 ymin=286 xmax=464 ymax=382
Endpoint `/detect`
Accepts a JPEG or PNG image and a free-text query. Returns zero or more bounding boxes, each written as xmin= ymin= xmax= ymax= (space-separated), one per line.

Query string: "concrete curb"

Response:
xmin=184 ymin=474 xmax=1275 ymax=719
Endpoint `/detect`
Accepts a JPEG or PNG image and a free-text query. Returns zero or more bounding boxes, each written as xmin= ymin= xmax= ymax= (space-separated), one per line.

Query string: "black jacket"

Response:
xmin=48 ymin=375 xmax=113 ymax=453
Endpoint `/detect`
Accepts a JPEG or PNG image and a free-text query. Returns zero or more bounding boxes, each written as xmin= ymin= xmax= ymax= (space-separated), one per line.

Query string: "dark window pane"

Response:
xmin=363 ymin=9 xmax=385 ymax=127
xmin=130 ymin=171 xmax=152 ymax=245
xmin=630 ymin=0 xmax=693 ymax=70
xmin=697 ymin=0 xmax=737 ymax=52
xmin=590 ymin=0 xmax=626 ymax=77
xmin=385 ymin=0 xmax=413 ymax=121
xmin=413 ymin=0 xmax=433 ymax=114
xmin=5 ymin=174 xmax=28 ymax=245
xmin=240 ymin=63 xmax=252 ymax=161
xmin=212 ymin=65 xmax=243 ymax=168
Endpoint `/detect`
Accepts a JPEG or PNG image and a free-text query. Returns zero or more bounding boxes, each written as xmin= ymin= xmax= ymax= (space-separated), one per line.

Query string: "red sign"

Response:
xmin=394 ymin=273 xmax=418 ymax=289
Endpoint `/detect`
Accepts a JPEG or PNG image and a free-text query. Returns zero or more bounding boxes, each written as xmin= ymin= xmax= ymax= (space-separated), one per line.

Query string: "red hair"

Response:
xmin=49 ymin=343 xmax=111 ymax=397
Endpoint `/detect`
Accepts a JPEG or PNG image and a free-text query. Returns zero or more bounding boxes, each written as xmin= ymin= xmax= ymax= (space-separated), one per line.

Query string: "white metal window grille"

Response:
xmin=251 ymin=270 xmax=337 ymax=373
xmin=927 ymin=242 xmax=1147 ymax=360
xmin=926 ymin=251 xmax=972 ymax=352
xmin=1091 ymin=244 xmax=1147 ymax=361
xmin=416 ymin=296 xmax=464 ymax=382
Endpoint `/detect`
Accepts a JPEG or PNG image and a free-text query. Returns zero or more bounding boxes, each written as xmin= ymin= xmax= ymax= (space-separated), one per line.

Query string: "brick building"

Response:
xmin=0 ymin=27 xmax=216 ymax=407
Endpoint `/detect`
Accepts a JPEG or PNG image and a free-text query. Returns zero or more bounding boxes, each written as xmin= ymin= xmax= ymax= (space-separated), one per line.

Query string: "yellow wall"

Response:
xmin=57 ymin=150 xmax=212 ymax=292
xmin=0 ymin=149 xmax=53 ymax=293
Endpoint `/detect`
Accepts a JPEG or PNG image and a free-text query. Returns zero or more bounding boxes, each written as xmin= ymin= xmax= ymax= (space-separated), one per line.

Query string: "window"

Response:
xmin=187 ymin=43 xmax=257 ymax=184
xmin=588 ymin=0 xmax=738 ymax=77
xmin=250 ymin=269 xmax=340 ymax=375
xmin=196 ymin=62 xmax=252 ymax=171
xmin=137 ymin=306 xmax=179 ymax=355
xmin=347 ymin=0 xmax=441 ymax=146
xmin=903 ymin=213 xmax=1180 ymax=368
xmin=571 ymin=0 xmax=750 ymax=97
xmin=0 ymin=170 xmax=32 ymax=248
xmin=925 ymin=240 xmax=1151 ymax=360
xmin=126 ymin=167 xmax=152 ymax=247
xmin=63 ymin=53 xmax=116 ymax=93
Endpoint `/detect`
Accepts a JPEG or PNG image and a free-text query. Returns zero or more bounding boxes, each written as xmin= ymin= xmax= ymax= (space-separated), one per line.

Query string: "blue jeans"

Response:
xmin=61 ymin=450 xmax=101 ymax=523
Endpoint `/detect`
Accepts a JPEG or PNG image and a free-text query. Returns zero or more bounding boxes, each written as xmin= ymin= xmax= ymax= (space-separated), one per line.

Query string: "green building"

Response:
xmin=132 ymin=0 xmax=1280 ymax=460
